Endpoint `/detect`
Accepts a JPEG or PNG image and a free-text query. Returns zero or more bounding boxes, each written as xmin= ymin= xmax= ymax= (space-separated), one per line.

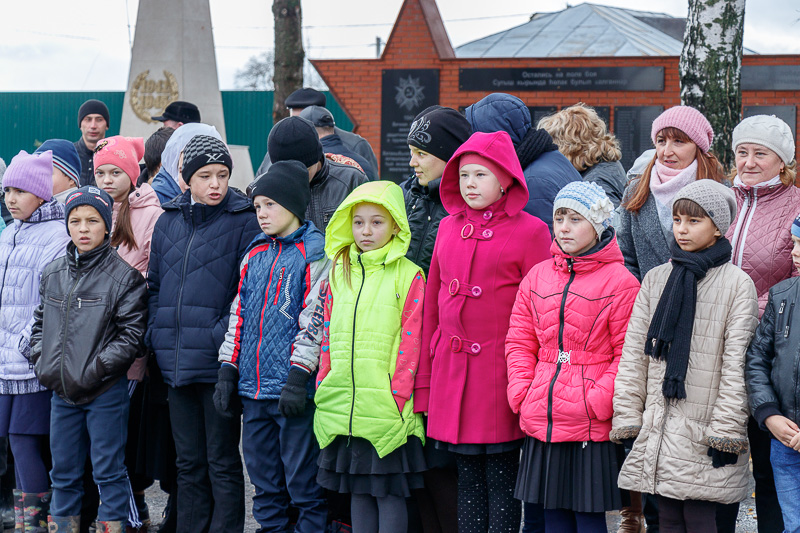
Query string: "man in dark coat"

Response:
xmin=257 ymin=88 xmax=378 ymax=178
xmin=146 ymin=136 xmax=260 ymax=533
xmin=299 ymin=106 xmax=376 ymax=179
xmin=465 ymin=93 xmax=581 ymax=232
xmin=74 ymin=99 xmax=110 ymax=187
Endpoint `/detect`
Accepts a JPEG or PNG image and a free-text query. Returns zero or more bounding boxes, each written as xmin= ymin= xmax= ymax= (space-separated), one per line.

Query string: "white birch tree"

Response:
xmin=679 ymin=0 xmax=746 ymax=171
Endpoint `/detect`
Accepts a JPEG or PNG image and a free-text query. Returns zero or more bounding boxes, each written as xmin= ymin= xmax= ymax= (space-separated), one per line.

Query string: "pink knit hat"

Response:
xmin=93 ymin=136 xmax=145 ymax=186
xmin=2 ymin=150 xmax=54 ymax=201
xmin=650 ymin=105 xmax=714 ymax=154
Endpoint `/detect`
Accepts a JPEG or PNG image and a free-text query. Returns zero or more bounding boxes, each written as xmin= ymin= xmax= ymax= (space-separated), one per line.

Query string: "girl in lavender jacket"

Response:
xmin=0 ymin=150 xmax=70 ymax=530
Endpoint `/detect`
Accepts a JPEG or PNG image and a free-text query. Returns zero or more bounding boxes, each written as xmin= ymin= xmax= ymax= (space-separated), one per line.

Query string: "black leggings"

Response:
xmin=455 ymin=450 xmax=521 ymax=533
xmin=658 ymin=496 xmax=716 ymax=533
xmin=351 ymin=493 xmax=407 ymax=533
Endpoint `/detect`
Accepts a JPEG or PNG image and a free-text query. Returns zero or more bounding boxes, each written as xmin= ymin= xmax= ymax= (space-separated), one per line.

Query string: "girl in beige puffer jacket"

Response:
xmin=611 ymin=180 xmax=759 ymax=531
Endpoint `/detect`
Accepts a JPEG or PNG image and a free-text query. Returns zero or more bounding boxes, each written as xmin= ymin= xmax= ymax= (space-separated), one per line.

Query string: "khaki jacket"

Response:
xmin=611 ymin=262 xmax=758 ymax=504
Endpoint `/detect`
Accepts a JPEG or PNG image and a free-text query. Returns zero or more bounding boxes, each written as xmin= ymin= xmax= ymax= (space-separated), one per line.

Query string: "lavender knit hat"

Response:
xmin=651 ymin=106 xmax=714 ymax=154
xmin=3 ymin=150 xmax=54 ymax=201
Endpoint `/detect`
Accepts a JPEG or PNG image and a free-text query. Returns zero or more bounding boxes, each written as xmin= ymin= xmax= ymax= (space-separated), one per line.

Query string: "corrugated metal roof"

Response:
xmin=456 ymin=3 xmax=736 ymax=58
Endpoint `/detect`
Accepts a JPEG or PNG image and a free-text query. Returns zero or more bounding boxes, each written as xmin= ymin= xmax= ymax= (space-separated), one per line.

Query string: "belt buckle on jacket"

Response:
xmin=557 ymin=350 xmax=571 ymax=364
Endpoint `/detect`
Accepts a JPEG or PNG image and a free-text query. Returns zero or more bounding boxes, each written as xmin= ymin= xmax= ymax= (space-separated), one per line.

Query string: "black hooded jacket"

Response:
xmin=401 ymin=175 xmax=448 ymax=276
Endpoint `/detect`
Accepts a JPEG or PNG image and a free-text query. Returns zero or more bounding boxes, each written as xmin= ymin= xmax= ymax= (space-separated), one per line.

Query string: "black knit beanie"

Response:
xmin=77 ymin=99 xmax=110 ymax=128
xmin=268 ymin=117 xmax=324 ymax=168
xmin=64 ymin=186 xmax=114 ymax=234
xmin=181 ymin=135 xmax=233 ymax=182
xmin=250 ymin=160 xmax=311 ymax=222
xmin=407 ymin=105 xmax=472 ymax=162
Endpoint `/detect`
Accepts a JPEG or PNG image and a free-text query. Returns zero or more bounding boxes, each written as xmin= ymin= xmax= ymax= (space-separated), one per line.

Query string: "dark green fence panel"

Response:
xmin=0 ymin=91 xmax=352 ymax=171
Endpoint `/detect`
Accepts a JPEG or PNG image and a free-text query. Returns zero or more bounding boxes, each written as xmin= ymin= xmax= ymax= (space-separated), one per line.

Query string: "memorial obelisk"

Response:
xmin=120 ymin=0 xmax=254 ymax=188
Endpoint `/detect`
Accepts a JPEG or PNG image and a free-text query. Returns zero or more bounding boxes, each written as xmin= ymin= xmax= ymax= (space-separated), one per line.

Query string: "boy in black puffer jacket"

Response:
xmin=31 ymin=186 xmax=148 ymax=533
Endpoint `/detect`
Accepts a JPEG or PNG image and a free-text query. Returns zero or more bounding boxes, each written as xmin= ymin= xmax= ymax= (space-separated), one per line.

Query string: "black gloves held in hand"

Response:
xmin=707 ymin=447 xmax=738 ymax=468
xmin=279 ymin=366 xmax=311 ymax=418
xmin=213 ymin=364 xmax=240 ymax=418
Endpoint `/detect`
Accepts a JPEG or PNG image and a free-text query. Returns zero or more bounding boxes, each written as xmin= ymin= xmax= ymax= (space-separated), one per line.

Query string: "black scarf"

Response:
xmin=516 ymin=128 xmax=558 ymax=169
xmin=645 ymin=238 xmax=732 ymax=400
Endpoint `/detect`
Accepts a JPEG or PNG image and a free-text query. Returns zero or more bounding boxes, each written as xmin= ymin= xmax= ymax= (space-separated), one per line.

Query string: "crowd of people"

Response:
xmin=0 ymin=87 xmax=798 ymax=533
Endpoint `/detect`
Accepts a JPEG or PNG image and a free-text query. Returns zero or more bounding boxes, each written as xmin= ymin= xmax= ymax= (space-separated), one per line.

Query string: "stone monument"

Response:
xmin=120 ymin=0 xmax=254 ymax=189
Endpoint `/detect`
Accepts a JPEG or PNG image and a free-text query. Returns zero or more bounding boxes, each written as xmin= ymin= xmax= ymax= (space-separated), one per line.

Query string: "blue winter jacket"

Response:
xmin=465 ymin=93 xmax=581 ymax=230
xmin=151 ymin=168 xmax=183 ymax=206
xmin=218 ymin=223 xmax=327 ymax=399
xmin=146 ymin=189 xmax=261 ymax=387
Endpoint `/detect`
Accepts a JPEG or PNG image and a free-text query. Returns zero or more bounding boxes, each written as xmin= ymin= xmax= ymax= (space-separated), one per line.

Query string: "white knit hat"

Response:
xmin=553 ymin=181 xmax=614 ymax=236
xmin=733 ymin=115 xmax=796 ymax=164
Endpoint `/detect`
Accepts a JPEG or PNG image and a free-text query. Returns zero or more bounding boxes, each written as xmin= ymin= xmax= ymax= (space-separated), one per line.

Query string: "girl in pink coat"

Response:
xmin=415 ymin=131 xmax=551 ymax=532
xmin=506 ymin=181 xmax=640 ymax=532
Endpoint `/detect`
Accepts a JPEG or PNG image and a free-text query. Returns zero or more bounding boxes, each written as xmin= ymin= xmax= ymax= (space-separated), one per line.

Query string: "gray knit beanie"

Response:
xmin=733 ymin=115 xmax=795 ymax=164
xmin=672 ymin=180 xmax=737 ymax=235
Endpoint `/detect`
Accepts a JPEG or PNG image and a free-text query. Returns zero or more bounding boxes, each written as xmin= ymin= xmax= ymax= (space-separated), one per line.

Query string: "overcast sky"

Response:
xmin=1 ymin=0 xmax=798 ymax=92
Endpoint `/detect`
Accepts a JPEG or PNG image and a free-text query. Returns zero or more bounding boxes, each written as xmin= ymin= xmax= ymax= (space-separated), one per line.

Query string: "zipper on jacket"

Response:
xmin=785 ymin=303 xmax=795 ymax=338
xmin=348 ymin=255 xmax=367 ymax=443
xmin=389 ymin=373 xmax=404 ymax=422
xmin=252 ymin=247 xmax=284 ymax=399
xmin=273 ymin=268 xmax=285 ymax=305
xmin=580 ymin=366 xmax=593 ymax=438
xmin=546 ymin=258 xmax=575 ymax=442
xmin=77 ymin=297 xmax=100 ymax=309
xmin=779 ymin=299 xmax=788 ymax=332
xmin=174 ymin=209 xmax=198 ymax=383
xmin=411 ymin=195 xmax=434 ymax=265
xmin=0 ymin=228 xmax=20 ymax=314
xmin=59 ymin=266 xmax=83 ymax=404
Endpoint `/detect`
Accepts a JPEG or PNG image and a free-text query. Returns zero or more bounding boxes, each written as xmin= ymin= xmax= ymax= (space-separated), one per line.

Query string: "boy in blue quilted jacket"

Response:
xmin=215 ymin=160 xmax=331 ymax=533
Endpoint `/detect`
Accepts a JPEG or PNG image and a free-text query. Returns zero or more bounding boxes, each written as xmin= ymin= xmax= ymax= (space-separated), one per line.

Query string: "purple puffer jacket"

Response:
xmin=726 ymin=180 xmax=800 ymax=318
xmin=0 ymin=200 xmax=70 ymax=390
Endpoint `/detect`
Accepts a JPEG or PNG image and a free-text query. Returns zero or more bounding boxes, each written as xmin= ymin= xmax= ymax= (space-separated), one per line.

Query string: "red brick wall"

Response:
xmin=312 ymin=0 xmax=800 ymax=172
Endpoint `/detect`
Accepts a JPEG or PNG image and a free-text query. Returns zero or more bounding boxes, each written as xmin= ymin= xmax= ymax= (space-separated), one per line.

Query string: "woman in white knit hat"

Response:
xmin=726 ymin=114 xmax=799 ymax=533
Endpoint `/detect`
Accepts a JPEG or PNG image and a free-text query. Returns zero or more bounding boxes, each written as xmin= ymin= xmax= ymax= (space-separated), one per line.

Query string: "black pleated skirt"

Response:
xmin=515 ymin=437 xmax=624 ymax=513
xmin=317 ymin=435 xmax=427 ymax=498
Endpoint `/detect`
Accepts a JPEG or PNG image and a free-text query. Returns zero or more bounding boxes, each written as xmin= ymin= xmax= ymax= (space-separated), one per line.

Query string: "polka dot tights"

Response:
xmin=456 ymin=450 xmax=521 ymax=532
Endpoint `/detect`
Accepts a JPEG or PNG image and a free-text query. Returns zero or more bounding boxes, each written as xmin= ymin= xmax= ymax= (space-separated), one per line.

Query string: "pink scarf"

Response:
xmin=649 ymin=160 xmax=698 ymax=232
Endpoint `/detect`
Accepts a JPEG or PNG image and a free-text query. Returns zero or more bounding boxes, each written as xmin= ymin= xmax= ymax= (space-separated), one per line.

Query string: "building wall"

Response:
xmin=312 ymin=0 xmax=800 ymax=176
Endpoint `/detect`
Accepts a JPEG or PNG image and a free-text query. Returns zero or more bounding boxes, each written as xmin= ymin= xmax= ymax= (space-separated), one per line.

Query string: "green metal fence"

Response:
xmin=0 ymin=91 xmax=353 ymax=171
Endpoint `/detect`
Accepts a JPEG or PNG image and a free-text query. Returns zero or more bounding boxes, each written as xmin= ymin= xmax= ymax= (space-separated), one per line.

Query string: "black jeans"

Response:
xmin=168 ymin=383 xmax=244 ymax=533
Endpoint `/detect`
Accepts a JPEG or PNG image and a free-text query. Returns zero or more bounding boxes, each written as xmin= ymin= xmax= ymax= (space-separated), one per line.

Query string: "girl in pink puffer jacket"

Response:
xmin=506 ymin=181 xmax=640 ymax=531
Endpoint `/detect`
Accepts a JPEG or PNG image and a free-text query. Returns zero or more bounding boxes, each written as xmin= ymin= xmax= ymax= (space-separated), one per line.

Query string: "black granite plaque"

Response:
xmin=594 ymin=106 xmax=611 ymax=128
xmin=613 ymin=106 xmax=664 ymax=172
xmin=459 ymin=67 xmax=664 ymax=92
xmin=381 ymin=69 xmax=439 ymax=183
xmin=741 ymin=65 xmax=800 ymax=91
xmin=527 ymin=106 xmax=558 ymax=125
xmin=743 ymin=105 xmax=796 ymax=139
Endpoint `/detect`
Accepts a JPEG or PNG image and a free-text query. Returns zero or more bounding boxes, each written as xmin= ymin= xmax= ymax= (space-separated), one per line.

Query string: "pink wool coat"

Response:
xmin=414 ymin=131 xmax=551 ymax=445
xmin=506 ymin=235 xmax=640 ymax=443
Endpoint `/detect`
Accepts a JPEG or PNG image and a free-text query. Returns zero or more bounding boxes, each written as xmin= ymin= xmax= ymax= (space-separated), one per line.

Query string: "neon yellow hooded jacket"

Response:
xmin=314 ymin=181 xmax=425 ymax=458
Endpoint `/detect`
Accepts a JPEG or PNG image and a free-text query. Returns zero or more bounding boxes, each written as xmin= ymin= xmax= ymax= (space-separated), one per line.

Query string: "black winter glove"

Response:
xmin=213 ymin=365 xmax=240 ymax=419
xmin=707 ymin=447 xmax=738 ymax=468
xmin=279 ymin=367 xmax=311 ymax=418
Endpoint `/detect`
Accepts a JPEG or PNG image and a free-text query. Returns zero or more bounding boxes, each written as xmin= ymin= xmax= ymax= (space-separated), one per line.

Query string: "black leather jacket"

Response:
xmin=401 ymin=175 xmax=448 ymax=276
xmin=306 ymin=158 xmax=368 ymax=231
xmin=746 ymin=276 xmax=800 ymax=430
xmin=31 ymin=240 xmax=148 ymax=405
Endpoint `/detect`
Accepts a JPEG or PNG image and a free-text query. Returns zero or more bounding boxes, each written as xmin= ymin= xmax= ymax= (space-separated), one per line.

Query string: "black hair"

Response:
xmin=144 ymin=126 xmax=175 ymax=179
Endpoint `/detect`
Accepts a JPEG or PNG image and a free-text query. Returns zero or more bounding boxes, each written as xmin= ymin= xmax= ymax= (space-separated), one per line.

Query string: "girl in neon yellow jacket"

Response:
xmin=314 ymin=180 xmax=426 ymax=533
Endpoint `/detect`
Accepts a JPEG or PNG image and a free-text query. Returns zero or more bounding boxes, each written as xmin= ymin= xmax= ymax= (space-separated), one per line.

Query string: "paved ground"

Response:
xmin=142 ymin=457 xmax=759 ymax=532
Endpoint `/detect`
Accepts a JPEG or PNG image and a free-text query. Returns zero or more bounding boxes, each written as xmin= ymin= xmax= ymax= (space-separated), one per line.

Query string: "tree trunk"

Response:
xmin=272 ymin=0 xmax=304 ymax=124
xmin=679 ymin=0 xmax=745 ymax=172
